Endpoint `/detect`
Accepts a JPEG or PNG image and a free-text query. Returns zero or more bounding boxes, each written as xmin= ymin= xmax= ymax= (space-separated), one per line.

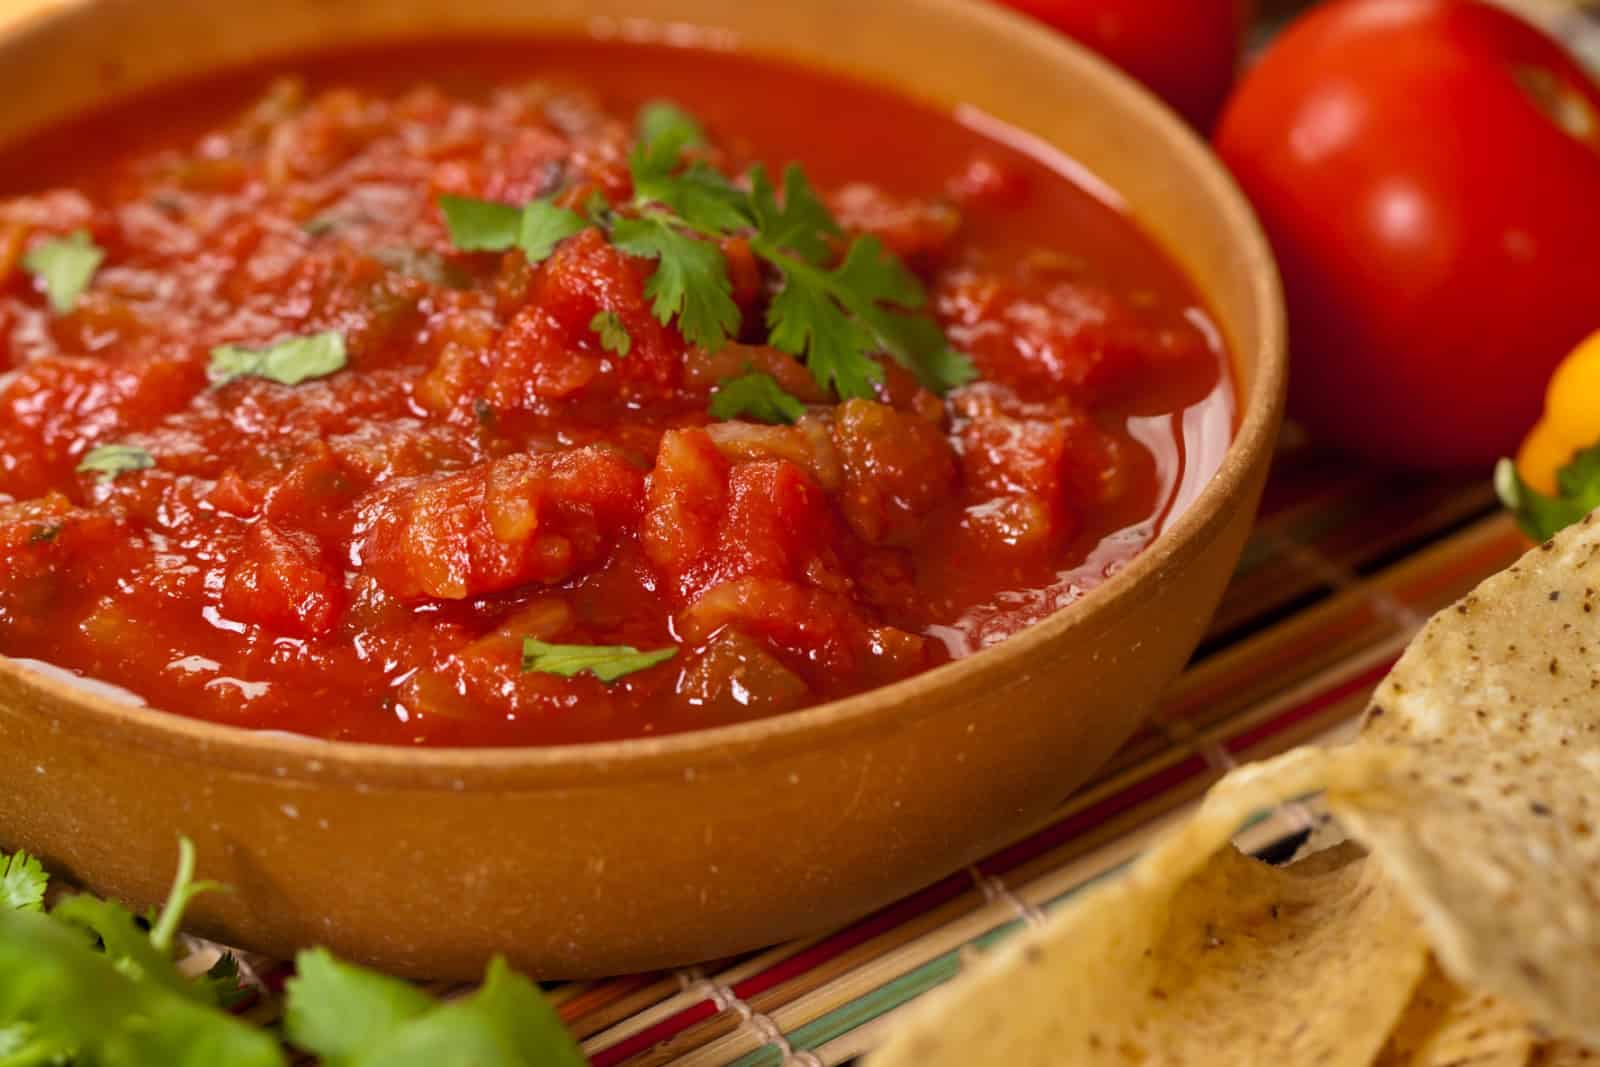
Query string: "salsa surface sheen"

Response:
xmin=0 ymin=40 xmax=1232 ymax=746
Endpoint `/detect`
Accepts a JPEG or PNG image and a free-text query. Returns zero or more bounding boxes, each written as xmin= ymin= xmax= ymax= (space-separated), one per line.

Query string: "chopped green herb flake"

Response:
xmin=522 ymin=638 xmax=678 ymax=684
xmin=23 ymin=229 xmax=104 ymax=314
xmin=28 ymin=524 xmax=61 ymax=544
xmin=209 ymin=331 xmax=347 ymax=387
xmin=437 ymin=195 xmax=523 ymax=252
xmin=517 ymin=199 xmax=589 ymax=263
xmin=710 ymin=370 xmax=808 ymax=425
xmin=590 ymin=310 xmax=632 ymax=357
xmin=1496 ymin=445 xmax=1600 ymax=542
xmin=0 ymin=850 xmax=47 ymax=913
xmin=76 ymin=443 xmax=155 ymax=484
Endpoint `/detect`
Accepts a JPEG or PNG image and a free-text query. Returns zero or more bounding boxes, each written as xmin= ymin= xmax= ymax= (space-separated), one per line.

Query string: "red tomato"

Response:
xmin=996 ymin=0 xmax=1248 ymax=130
xmin=1216 ymin=0 xmax=1600 ymax=470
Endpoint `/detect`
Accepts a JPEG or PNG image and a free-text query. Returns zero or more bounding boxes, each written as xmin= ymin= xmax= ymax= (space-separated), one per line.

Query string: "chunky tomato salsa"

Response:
xmin=0 ymin=41 xmax=1232 ymax=746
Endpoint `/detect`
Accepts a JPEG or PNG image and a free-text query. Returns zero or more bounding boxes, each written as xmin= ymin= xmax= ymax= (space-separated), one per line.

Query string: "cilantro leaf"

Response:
xmin=630 ymin=101 xmax=748 ymax=233
xmin=209 ymin=331 xmax=348 ymax=387
xmin=0 ymin=850 xmax=47 ymax=913
xmin=637 ymin=100 xmax=708 ymax=151
xmin=52 ymin=893 xmax=200 ymax=1002
xmin=518 ymin=200 xmax=589 ymax=264
xmin=632 ymin=159 xmax=751 ymax=235
xmin=336 ymin=958 xmax=586 ymax=1067
xmin=590 ymin=310 xmax=632 ymax=357
xmin=76 ymin=443 xmax=154 ymax=484
xmin=23 ymin=229 xmax=104 ymax=314
xmin=522 ymin=637 xmax=677 ymax=683
xmin=1496 ymin=445 xmax=1600 ymax=541
xmin=438 ymin=196 xmax=523 ymax=252
xmin=710 ymin=370 xmax=808 ymax=425
xmin=285 ymin=948 xmax=435 ymax=1064
xmin=749 ymin=164 xmax=839 ymax=266
xmin=830 ymin=236 xmax=976 ymax=391
xmin=0 ymin=907 xmax=285 ymax=1067
xmin=764 ymin=259 xmax=883 ymax=400
xmin=287 ymin=954 xmax=584 ymax=1067
xmin=760 ymin=236 xmax=973 ymax=397
xmin=611 ymin=216 xmax=739 ymax=352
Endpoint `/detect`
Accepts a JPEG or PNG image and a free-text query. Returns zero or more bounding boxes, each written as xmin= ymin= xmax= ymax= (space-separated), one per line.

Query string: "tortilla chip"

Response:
xmin=1375 ymin=960 xmax=1538 ymax=1067
xmin=869 ymin=749 xmax=1431 ymax=1067
xmin=1330 ymin=513 xmax=1600 ymax=1045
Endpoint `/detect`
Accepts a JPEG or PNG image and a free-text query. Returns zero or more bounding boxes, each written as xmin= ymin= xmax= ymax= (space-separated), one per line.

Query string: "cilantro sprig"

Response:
xmin=1496 ymin=444 xmax=1600 ymax=541
xmin=437 ymin=100 xmax=975 ymax=402
xmin=0 ymin=842 xmax=586 ymax=1066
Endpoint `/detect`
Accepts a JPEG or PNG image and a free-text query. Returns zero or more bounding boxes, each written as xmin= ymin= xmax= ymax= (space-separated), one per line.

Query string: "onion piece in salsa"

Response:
xmin=0 ymin=41 xmax=1232 ymax=746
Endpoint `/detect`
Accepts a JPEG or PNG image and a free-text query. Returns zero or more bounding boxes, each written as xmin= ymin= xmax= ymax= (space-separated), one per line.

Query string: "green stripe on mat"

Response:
xmin=725 ymin=921 xmax=1025 ymax=1066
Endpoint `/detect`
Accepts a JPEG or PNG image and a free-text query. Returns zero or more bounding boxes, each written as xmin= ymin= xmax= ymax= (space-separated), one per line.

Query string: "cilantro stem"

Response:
xmin=148 ymin=838 xmax=196 ymax=953
xmin=149 ymin=837 xmax=226 ymax=954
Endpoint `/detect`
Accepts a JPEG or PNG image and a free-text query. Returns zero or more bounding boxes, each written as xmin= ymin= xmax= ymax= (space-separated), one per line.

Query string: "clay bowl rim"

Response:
xmin=0 ymin=0 xmax=1286 ymax=788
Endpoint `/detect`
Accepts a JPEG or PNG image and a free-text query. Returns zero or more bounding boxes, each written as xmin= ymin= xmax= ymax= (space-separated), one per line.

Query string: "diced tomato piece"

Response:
xmin=221 ymin=521 xmax=346 ymax=636
xmin=0 ymin=494 xmax=132 ymax=641
xmin=640 ymin=428 xmax=730 ymax=590
xmin=938 ymin=272 xmax=1205 ymax=404
xmin=677 ymin=578 xmax=866 ymax=676
xmin=477 ymin=127 xmax=570 ymax=205
xmin=676 ymin=629 xmax=810 ymax=719
xmin=642 ymin=428 xmax=845 ymax=606
xmin=831 ymin=399 xmax=955 ymax=546
xmin=678 ymin=577 xmax=930 ymax=683
xmin=478 ymin=228 xmax=685 ymax=410
xmin=953 ymin=387 xmax=1125 ymax=551
xmin=357 ymin=446 xmax=645 ymax=601
xmin=831 ymin=184 xmax=962 ymax=266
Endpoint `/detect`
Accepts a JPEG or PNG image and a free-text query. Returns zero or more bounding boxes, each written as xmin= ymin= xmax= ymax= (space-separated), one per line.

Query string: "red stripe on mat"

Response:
xmin=1223 ymin=659 xmax=1396 ymax=756
xmin=590 ymin=998 xmax=723 ymax=1067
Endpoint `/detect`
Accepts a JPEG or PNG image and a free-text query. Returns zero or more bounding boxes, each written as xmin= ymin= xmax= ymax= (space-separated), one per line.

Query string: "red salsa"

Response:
xmin=0 ymin=41 xmax=1232 ymax=746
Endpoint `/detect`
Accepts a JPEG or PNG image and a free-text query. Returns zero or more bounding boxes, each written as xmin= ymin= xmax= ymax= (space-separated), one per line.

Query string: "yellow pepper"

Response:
xmin=1500 ymin=328 xmax=1600 ymax=540
xmin=1517 ymin=329 xmax=1600 ymax=493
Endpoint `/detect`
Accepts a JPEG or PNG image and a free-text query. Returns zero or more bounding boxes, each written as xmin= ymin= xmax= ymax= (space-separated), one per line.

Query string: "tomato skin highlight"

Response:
xmin=1215 ymin=0 xmax=1600 ymax=471
xmin=994 ymin=0 xmax=1247 ymax=130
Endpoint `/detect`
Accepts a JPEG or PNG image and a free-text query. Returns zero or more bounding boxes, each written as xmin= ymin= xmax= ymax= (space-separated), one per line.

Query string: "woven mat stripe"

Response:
xmin=581 ymin=513 xmax=1521 ymax=1062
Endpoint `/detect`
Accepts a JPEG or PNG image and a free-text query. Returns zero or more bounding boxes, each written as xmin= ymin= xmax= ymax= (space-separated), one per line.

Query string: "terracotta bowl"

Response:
xmin=0 ymin=0 xmax=1285 ymax=979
